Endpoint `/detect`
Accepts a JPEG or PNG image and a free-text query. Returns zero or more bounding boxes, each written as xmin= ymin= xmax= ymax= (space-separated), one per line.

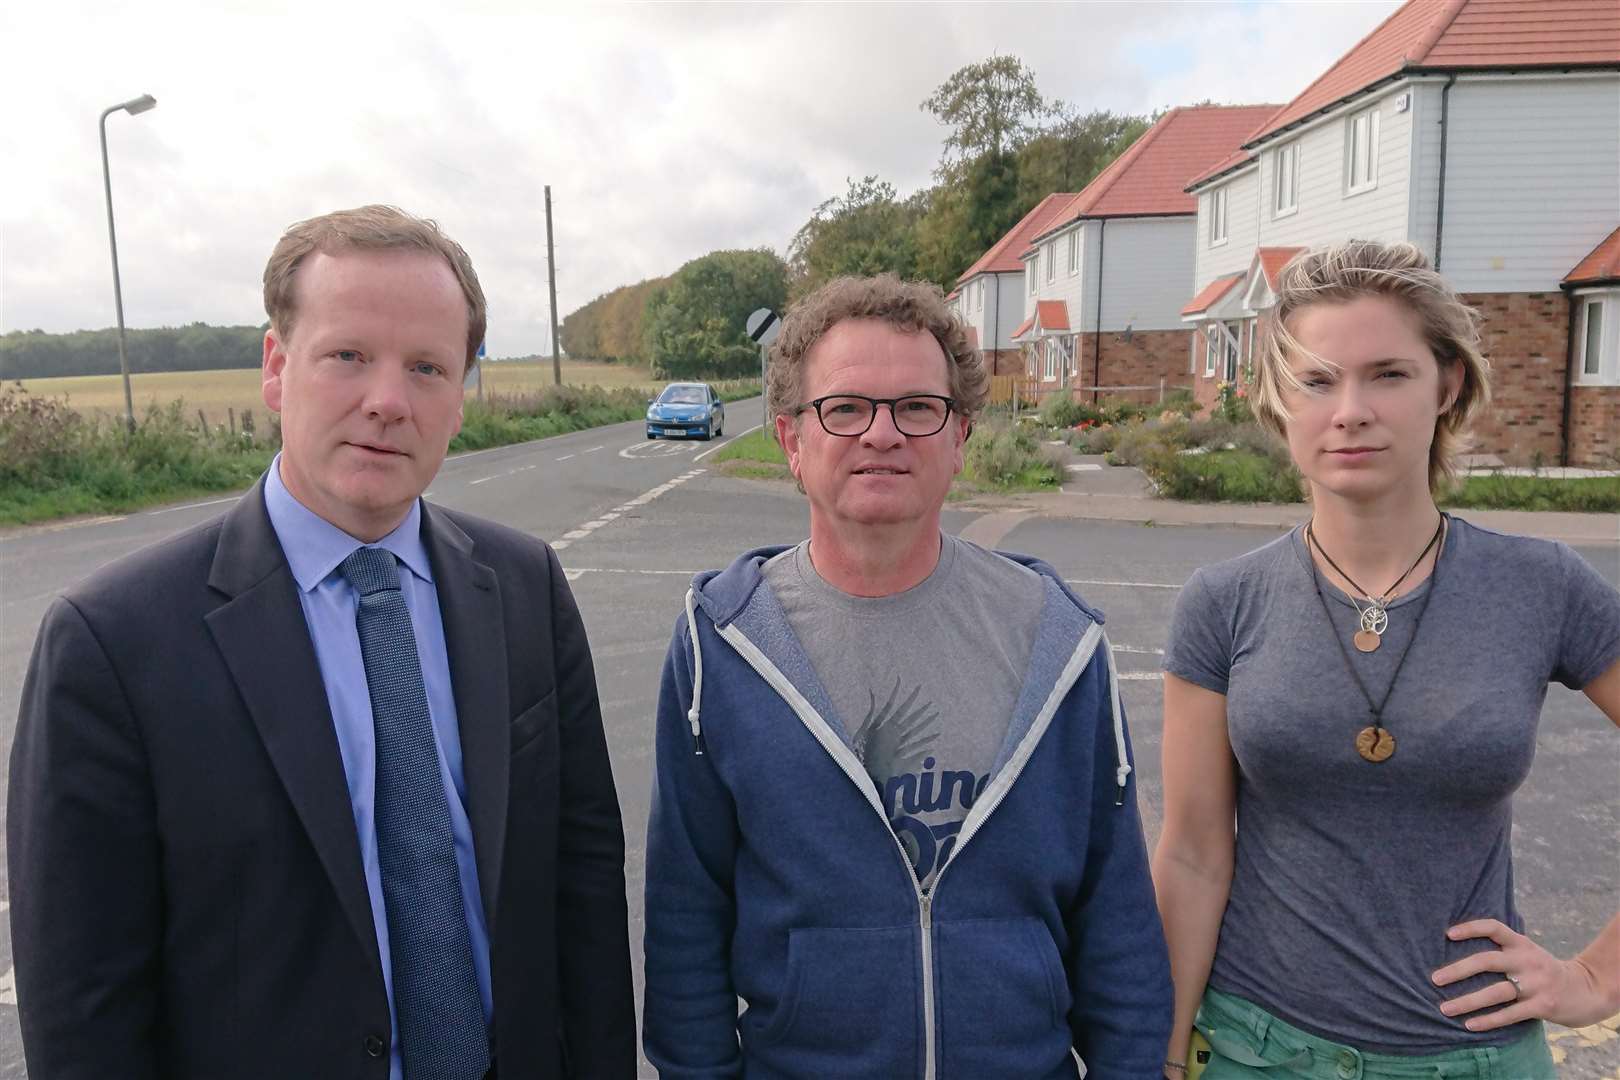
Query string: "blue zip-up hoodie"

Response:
xmin=643 ymin=545 xmax=1173 ymax=1079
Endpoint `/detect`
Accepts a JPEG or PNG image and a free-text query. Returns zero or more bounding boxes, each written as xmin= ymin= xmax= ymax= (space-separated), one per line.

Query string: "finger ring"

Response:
xmin=1505 ymin=973 xmax=1522 ymax=998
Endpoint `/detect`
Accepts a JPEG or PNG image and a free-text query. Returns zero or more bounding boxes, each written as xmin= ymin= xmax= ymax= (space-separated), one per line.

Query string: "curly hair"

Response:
xmin=766 ymin=274 xmax=988 ymax=435
xmin=263 ymin=205 xmax=487 ymax=373
xmin=1251 ymin=239 xmax=1491 ymax=491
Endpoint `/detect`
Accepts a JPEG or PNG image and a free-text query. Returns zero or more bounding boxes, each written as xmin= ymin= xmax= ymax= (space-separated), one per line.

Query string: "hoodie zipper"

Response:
xmin=714 ymin=620 xmax=1105 ymax=1079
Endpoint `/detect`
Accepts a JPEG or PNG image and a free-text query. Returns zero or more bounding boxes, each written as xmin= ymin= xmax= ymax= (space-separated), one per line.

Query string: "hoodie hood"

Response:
xmin=680 ymin=542 xmax=1132 ymax=803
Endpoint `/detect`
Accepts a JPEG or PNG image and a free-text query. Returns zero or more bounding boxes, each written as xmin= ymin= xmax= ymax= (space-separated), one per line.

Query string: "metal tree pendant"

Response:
xmin=1356 ymin=725 xmax=1396 ymax=763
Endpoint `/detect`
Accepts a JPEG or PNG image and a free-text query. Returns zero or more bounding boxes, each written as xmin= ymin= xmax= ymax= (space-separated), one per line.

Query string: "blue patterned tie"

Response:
xmin=341 ymin=547 xmax=490 ymax=1080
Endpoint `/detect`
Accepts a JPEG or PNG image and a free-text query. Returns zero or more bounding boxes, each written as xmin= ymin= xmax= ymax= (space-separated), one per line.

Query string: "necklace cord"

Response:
xmin=1306 ymin=517 xmax=1448 ymax=726
xmin=1308 ymin=516 xmax=1444 ymax=605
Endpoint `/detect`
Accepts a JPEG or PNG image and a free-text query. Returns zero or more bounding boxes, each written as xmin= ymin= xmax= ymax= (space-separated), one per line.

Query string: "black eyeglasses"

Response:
xmin=793 ymin=394 xmax=956 ymax=438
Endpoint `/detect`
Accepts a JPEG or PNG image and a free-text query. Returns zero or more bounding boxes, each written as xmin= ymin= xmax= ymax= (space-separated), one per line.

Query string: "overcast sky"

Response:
xmin=1 ymin=0 xmax=1400 ymax=358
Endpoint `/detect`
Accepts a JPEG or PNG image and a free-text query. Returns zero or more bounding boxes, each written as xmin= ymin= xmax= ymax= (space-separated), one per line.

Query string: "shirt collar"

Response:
xmin=264 ymin=453 xmax=434 ymax=593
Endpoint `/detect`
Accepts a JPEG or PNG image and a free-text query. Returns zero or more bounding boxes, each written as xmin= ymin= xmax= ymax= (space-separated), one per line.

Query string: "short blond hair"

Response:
xmin=263 ymin=205 xmax=487 ymax=373
xmin=766 ymin=274 xmax=988 ymax=433
xmin=1251 ymin=240 xmax=1491 ymax=490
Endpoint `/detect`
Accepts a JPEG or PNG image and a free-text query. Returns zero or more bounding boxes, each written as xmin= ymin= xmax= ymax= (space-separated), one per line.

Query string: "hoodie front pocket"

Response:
xmin=934 ymin=917 xmax=1072 ymax=1077
xmin=757 ymin=924 xmax=918 ymax=1073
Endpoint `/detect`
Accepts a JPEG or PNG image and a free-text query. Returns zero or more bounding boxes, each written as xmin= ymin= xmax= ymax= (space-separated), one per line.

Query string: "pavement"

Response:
xmin=0 ymin=398 xmax=1616 ymax=1079
xmin=1027 ymin=448 xmax=1620 ymax=547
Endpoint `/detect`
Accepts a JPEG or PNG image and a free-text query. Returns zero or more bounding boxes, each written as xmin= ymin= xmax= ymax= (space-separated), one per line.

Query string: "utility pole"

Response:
xmin=545 ymin=185 xmax=561 ymax=386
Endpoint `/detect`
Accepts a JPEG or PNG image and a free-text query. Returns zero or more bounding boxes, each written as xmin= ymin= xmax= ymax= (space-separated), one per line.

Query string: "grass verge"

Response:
xmin=2 ymin=378 xmax=761 ymax=527
xmin=709 ymin=418 xmax=1064 ymax=493
xmin=1441 ymin=474 xmax=1620 ymax=513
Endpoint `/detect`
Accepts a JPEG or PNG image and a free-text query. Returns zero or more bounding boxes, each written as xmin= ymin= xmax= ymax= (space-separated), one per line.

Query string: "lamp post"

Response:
xmin=99 ymin=93 xmax=156 ymax=434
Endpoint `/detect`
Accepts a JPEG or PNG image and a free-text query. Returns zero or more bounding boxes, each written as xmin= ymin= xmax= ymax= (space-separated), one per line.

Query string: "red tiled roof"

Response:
xmin=1034 ymin=300 xmax=1070 ymax=332
xmin=1010 ymin=314 xmax=1036 ymax=339
xmin=1182 ymin=273 xmax=1245 ymax=317
xmin=1565 ymin=226 xmax=1620 ymax=284
xmin=946 ymin=288 xmax=960 ymax=300
xmin=956 ymin=193 xmax=1079 ymax=284
xmin=1251 ymin=0 xmax=1620 ymax=145
xmin=1257 ymin=247 xmax=1308 ymax=289
xmin=1186 ymin=148 xmax=1257 ymax=192
xmin=1031 ymin=106 xmax=1279 ymax=234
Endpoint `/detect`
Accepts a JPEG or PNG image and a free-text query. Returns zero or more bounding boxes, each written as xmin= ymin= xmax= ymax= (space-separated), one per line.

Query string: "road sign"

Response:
xmin=746 ymin=307 xmax=781 ymax=347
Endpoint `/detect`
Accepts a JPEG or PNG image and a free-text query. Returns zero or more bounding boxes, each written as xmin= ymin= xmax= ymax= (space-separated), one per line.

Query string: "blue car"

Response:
xmin=646 ymin=382 xmax=725 ymax=440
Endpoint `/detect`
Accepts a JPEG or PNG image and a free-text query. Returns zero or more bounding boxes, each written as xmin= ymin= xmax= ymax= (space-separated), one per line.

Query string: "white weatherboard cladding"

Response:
xmin=963 ymin=271 xmax=1030 ymax=351
xmin=1255 ymin=85 xmax=1414 ymax=252
xmin=1434 ymin=75 xmax=1620 ymax=293
xmin=1031 ymin=221 xmax=1088 ymax=329
xmin=1195 ymin=169 xmax=1260 ymax=283
xmin=1099 ymin=217 xmax=1197 ymax=332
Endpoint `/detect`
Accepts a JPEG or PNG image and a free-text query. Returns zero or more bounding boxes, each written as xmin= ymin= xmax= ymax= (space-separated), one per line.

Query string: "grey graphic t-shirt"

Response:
xmin=763 ymin=534 xmax=1044 ymax=890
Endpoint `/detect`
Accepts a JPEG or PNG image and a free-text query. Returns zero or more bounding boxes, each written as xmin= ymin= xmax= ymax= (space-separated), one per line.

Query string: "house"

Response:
xmin=1182 ymin=0 xmax=1620 ymax=466
xmin=953 ymin=193 xmax=1078 ymax=375
xmin=1009 ymin=104 xmax=1279 ymax=404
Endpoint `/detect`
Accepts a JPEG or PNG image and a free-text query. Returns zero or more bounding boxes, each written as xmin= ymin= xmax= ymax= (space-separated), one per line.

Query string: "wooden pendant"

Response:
xmin=1353 ymin=629 xmax=1382 ymax=652
xmin=1356 ymin=725 xmax=1395 ymax=763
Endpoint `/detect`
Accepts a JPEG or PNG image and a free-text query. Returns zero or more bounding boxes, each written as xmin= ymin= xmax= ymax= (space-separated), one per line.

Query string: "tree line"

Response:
xmin=1 ymin=324 xmax=265 ymax=381
xmin=562 ymin=54 xmax=1152 ymax=379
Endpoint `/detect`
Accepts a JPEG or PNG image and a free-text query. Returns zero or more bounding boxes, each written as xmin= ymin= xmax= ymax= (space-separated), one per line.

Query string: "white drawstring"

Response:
xmin=1103 ymin=632 xmax=1132 ymax=805
xmin=684 ymin=588 xmax=705 ymax=754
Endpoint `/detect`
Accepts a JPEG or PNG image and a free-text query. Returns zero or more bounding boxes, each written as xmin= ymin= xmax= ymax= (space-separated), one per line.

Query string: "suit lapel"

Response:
xmin=422 ymin=503 xmax=510 ymax=936
xmin=203 ymin=478 xmax=380 ymax=972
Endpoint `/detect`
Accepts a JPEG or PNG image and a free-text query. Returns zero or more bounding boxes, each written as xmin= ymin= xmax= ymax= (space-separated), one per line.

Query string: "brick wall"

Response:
xmin=1569 ymin=385 xmax=1620 ymax=466
xmin=982 ymin=348 xmax=1024 ymax=376
xmin=1073 ymin=329 xmax=1195 ymax=405
xmin=1463 ymin=292 xmax=1572 ymax=465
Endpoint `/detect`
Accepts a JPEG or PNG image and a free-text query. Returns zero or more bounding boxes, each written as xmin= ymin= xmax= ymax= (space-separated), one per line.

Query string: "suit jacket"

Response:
xmin=8 ymin=476 xmax=637 ymax=1079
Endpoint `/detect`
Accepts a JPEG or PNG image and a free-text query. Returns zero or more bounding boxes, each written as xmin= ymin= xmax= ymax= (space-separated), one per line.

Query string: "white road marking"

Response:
xmin=693 ymin=423 xmax=764 ymax=463
xmin=549 ymin=470 xmax=705 ymax=553
xmin=564 ymin=569 xmax=586 ymax=582
xmin=584 ymin=445 xmax=605 ymax=454
xmin=1065 ymin=578 xmax=1181 ymax=590
xmin=557 ymin=453 xmax=575 ymax=461
xmin=147 ymin=496 xmax=237 ymax=515
xmin=1116 ymin=672 xmax=1163 ymax=682
xmin=618 ymin=439 xmax=693 ymax=460
xmin=0 ymin=965 xmax=14 ymax=1005
xmin=1065 ymin=463 xmax=1102 ymax=472
xmin=469 ymin=475 xmax=497 ymax=486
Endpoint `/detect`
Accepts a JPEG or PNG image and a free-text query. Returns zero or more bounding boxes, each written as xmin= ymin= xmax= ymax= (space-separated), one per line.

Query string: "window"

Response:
xmin=1579 ymin=297 xmax=1606 ymax=378
xmin=1068 ymin=231 xmax=1079 ymax=275
xmin=1274 ymin=142 xmax=1299 ymax=216
xmin=1028 ymin=258 xmax=1037 ymax=295
xmin=1203 ymin=326 xmax=1217 ymax=376
xmin=1208 ymin=187 xmax=1228 ymax=246
xmin=1346 ymin=106 xmax=1380 ymax=194
xmin=1046 ymin=241 xmax=1056 ymax=283
xmin=1042 ymin=339 xmax=1058 ymax=381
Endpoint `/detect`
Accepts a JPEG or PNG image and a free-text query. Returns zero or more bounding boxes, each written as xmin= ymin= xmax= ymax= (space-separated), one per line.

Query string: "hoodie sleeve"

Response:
xmin=1063 ymin=663 xmax=1175 ymax=1077
xmin=643 ymin=611 xmax=744 ymax=1078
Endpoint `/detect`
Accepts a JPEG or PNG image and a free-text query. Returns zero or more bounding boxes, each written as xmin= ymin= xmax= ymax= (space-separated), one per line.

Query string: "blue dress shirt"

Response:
xmin=264 ymin=458 xmax=493 ymax=1080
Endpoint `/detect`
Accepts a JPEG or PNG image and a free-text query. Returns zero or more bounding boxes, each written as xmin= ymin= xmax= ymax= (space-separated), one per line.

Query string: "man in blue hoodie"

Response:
xmin=643 ymin=274 xmax=1173 ymax=1079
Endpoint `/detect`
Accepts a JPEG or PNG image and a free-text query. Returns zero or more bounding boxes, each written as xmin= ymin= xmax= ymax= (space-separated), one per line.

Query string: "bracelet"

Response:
xmin=1164 ymin=1061 xmax=1188 ymax=1074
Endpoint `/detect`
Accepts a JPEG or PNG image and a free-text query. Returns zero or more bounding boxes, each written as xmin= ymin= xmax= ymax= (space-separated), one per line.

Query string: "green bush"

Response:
xmin=963 ymin=419 xmax=1065 ymax=490
xmin=1038 ymin=394 xmax=1089 ymax=429
xmin=1156 ymin=449 xmax=1303 ymax=503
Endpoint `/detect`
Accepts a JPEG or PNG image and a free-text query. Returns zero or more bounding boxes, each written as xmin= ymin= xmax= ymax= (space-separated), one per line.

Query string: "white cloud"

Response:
xmin=0 ymin=0 xmax=1399 ymax=355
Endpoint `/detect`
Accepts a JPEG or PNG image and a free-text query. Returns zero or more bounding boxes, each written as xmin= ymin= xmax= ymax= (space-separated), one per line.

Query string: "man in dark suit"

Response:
xmin=8 ymin=205 xmax=636 ymax=1079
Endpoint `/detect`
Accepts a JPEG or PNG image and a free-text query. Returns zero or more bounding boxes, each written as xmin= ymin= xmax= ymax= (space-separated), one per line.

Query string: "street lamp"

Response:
xmin=99 ymin=93 xmax=157 ymax=433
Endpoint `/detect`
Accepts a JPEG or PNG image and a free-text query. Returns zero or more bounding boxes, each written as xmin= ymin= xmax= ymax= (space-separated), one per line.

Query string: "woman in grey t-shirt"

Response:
xmin=1154 ymin=240 xmax=1620 ymax=1079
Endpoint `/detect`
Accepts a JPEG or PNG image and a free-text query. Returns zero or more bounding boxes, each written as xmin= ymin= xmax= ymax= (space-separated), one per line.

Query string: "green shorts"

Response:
xmin=1193 ymin=987 xmax=1556 ymax=1080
